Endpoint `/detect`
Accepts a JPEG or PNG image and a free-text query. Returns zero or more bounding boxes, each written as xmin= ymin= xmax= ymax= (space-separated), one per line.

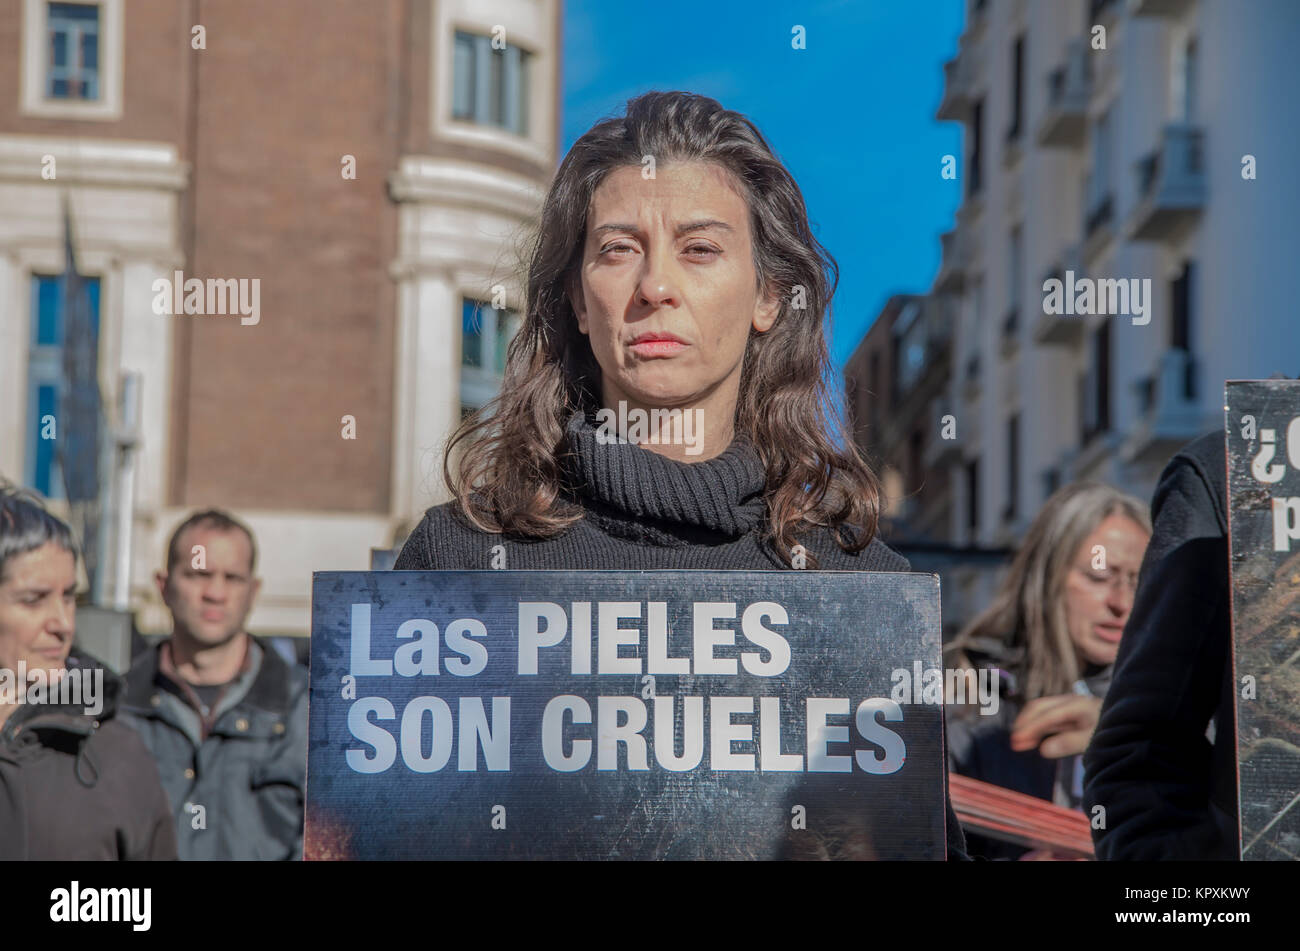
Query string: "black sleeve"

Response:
xmin=393 ymin=512 xmax=433 ymax=569
xmin=943 ymin=722 xmax=972 ymax=861
xmin=1083 ymin=444 xmax=1235 ymax=860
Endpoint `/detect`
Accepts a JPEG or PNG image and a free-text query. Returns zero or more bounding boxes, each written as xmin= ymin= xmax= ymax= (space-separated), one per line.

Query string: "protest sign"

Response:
xmin=305 ymin=569 xmax=947 ymax=859
xmin=1226 ymin=380 xmax=1300 ymax=859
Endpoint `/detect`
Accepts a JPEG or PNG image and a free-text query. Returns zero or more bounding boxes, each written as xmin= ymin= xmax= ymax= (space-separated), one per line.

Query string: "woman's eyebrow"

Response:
xmin=591 ymin=219 xmax=735 ymax=238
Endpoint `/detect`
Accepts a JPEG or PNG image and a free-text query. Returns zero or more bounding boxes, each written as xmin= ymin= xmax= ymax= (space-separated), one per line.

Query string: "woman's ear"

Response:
xmin=568 ymin=278 xmax=589 ymax=335
xmin=752 ymin=284 xmax=780 ymax=333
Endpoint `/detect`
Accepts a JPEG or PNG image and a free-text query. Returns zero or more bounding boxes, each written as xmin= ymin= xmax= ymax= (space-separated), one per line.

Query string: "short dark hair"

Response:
xmin=0 ymin=480 xmax=80 ymax=584
xmin=165 ymin=509 xmax=257 ymax=576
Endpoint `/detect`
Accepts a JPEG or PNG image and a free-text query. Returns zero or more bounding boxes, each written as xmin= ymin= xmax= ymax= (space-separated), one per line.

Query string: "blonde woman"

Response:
xmin=944 ymin=481 xmax=1151 ymax=859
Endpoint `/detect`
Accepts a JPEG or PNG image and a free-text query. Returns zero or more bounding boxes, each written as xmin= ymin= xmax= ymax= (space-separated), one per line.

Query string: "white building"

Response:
xmin=934 ymin=0 xmax=1300 ymax=549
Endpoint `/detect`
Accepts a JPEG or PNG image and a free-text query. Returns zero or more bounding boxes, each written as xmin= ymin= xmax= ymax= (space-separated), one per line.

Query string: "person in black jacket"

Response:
xmin=1084 ymin=430 xmax=1239 ymax=859
xmin=0 ymin=482 xmax=176 ymax=860
xmin=394 ymin=90 xmax=968 ymax=859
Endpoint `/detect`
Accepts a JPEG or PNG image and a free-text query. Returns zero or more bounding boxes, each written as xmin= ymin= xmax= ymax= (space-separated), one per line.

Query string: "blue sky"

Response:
xmin=561 ymin=0 xmax=965 ymax=369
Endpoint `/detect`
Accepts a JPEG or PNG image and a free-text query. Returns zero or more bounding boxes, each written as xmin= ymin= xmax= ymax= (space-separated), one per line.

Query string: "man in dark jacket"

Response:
xmin=121 ymin=510 xmax=308 ymax=860
xmin=0 ymin=484 xmax=176 ymax=859
xmin=1084 ymin=430 xmax=1238 ymax=859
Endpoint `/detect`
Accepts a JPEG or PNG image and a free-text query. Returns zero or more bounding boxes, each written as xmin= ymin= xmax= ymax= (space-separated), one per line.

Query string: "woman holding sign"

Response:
xmin=394 ymin=90 xmax=967 ymax=859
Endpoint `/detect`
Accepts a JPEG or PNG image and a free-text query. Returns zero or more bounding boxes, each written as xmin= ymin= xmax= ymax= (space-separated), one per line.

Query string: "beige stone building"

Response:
xmin=0 ymin=0 xmax=562 ymax=635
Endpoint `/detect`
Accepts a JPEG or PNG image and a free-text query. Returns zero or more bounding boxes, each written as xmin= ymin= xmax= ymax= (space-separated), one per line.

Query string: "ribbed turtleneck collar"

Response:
xmin=561 ymin=407 xmax=768 ymax=539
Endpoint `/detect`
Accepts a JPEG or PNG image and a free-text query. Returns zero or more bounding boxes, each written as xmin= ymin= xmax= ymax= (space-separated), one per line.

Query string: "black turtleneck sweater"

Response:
xmin=394 ymin=408 xmax=970 ymax=860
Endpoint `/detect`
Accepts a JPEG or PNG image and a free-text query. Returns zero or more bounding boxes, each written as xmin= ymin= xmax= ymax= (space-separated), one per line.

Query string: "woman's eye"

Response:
xmin=686 ymin=245 xmax=718 ymax=257
xmin=601 ymin=243 xmax=634 ymax=255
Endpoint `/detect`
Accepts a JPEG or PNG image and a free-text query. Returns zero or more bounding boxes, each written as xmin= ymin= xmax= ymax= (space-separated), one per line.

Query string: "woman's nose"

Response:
xmin=51 ymin=598 xmax=75 ymax=635
xmin=637 ymin=255 xmax=678 ymax=306
xmin=1107 ymin=580 xmax=1134 ymax=616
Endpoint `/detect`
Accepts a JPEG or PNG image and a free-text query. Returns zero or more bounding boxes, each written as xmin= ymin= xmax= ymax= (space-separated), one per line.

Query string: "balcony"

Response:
xmin=1131 ymin=0 xmax=1193 ymax=16
xmin=1090 ymin=0 xmax=1119 ymax=21
xmin=1059 ymin=430 xmax=1121 ymax=483
xmin=937 ymin=47 xmax=976 ymax=122
xmin=1002 ymin=126 xmax=1023 ymax=169
xmin=1128 ymin=124 xmax=1206 ymax=242
xmin=1083 ymin=193 xmax=1115 ymax=264
xmin=1120 ymin=349 xmax=1205 ymax=465
xmin=936 ymin=227 xmax=971 ymax=293
xmin=962 ymin=353 xmax=982 ymax=399
xmin=1037 ymin=40 xmax=1091 ymax=148
xmin=924 ymin=398 xmax=965 ymax=468
xmin=1034 ymin=244 xmax=1087 ymax=345
xmin=1000 ymin=307 xmax=1020 ymax=358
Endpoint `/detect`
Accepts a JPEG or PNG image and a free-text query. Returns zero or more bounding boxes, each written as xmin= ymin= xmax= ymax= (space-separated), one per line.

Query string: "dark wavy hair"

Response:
xmin=447 ymin=90 xmax=883 ymax=567
xmin=0 ymin=480 xmax=80 ymax=584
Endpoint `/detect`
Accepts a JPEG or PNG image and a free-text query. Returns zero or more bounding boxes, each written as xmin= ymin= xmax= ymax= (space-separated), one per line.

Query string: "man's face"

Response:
xmin=570 ymin=161 xmax=779 ymax=415
xmin=0 ymin=543 xmax=77 ymax=677
xmin=157 ymin=526 xmax=260 ymax=649
xmin=1064 ymin=514 xmax=1150 ymax=668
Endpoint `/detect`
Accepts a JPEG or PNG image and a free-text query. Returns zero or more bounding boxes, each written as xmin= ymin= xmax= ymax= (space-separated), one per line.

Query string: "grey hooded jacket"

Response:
xmin=120 ymin=636 xmax=308 ymax=860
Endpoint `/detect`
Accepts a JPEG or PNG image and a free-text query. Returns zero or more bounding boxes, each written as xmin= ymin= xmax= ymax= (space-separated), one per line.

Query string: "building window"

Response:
xmin=965 ymin=458 xmax=980 ymax=537
xmin=460 ymin=298 xmax=521 ymax=408
xmin=1171 ymin=259 xmax=1193 ymax=351
xmin=1005 ymin=413 xmax=1019 ymax=522
xmin=895 ymin=301 xmax=927 ymax=396
xmin=1171 ymin=260 xmax=1196 ymax=401
xmin=1008 ymin=226 xmax=1022 ymax=314
xmin=1096 ymin=321 xmax=1111 ymax=433
xmin=46 ymin=2 xmax=99 ymax=99
xmin=26 ymin=272 xmax=101 ymax=498
xmin=1177 ymin=36 xmax=1198 ymax=122
xmin=968 ymin=99 xmax=984 ymax=197
xmin=1007 ymin=35 xmax=1024 ymax=141
xmin=1086 ymin=108 xmax=1113 ymax=228
xmin=1009 ymin=227 xmax=1021 ymax=307
xmin=1043 ymin=466 xmax=1061 ymax=500
xmin=21 ymin=0 xmax=122 ymax=119
xmin=452 ymin=30 xmax=532 ymax=136
xmin=909 ymin=430 xmax=924 ymax=490
xmin=1081 ymin=322 xmax=1112 ymax=444
xmin=462 ymin=301 xmax=483 ymax=369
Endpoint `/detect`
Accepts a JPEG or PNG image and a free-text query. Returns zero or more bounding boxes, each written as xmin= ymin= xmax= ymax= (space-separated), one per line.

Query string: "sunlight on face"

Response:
xmin=158 ymin=526 xmax=259 ymax=649
xmin=1064 ymin=514 xmax=1150 ymax=668
xmin=571 ymin=161 xmax=779 ymax=419
xmin=0 ymin=543 xmax=77 ymax=677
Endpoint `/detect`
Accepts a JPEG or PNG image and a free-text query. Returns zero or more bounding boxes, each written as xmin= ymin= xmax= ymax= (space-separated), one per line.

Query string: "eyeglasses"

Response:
xmin=1072 ymin=565 xmax=1140 ymax=594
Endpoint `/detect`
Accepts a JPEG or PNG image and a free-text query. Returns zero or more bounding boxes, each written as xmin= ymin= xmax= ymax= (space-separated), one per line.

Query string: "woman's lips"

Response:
xmin=1095 ymin=624 xmax=1124 ymax=643
xmin=629 ymin=339 xmax=687 ymax=358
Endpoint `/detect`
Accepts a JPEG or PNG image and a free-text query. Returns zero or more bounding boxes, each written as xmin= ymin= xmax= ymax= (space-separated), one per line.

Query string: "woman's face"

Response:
xmin=570 ymin=161 xmax=779 ymax=420
xmin=0 ymin=543 xmax=76 ymax=678
xmin=1063 ymin=514 xmax=1150 ymax=668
